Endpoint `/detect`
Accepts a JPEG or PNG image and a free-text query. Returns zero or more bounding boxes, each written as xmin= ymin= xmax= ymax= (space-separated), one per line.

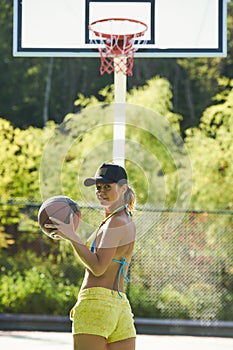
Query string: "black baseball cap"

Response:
xmin=84 ymin=163 xmax=128 ymax=187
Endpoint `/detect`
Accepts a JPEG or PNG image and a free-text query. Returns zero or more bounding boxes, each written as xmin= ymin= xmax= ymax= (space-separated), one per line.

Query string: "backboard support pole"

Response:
xmin=112 ymin=57 xmax=127 ymax=167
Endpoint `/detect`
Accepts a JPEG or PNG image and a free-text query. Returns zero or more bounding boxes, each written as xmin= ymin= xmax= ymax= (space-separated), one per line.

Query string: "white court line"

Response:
xmin=0 ymin=332 xmax=233 ymax=350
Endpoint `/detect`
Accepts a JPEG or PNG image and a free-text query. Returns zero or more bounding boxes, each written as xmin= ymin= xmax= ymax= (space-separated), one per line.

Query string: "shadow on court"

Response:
xmin=1 ymin=331 xmax=233 ymax=350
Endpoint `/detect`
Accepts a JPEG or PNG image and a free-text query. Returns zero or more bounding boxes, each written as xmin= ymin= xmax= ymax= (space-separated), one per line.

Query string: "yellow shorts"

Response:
xmin=70 ymin=287 xmax=136 ymax=343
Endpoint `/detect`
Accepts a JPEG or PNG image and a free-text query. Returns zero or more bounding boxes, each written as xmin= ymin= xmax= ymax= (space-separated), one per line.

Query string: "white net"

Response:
xmin=89 ymin=18 xmax=147 ymax=75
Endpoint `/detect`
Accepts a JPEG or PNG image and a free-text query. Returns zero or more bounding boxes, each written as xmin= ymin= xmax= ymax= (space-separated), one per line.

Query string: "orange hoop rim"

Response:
xmin=89 ymin=18 xmax=148 ymax=41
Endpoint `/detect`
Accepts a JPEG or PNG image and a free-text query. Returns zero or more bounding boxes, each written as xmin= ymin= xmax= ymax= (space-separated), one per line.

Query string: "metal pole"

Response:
xmin=112 ymin=57 xmax=127 ymax=167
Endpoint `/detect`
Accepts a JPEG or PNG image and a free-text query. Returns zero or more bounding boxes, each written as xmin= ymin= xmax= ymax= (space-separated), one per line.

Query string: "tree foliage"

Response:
xmin=0 ymin=73 xmax=233 ymax=209
xmin=0 ymin=75 xmax=232 ymax=211
xmin=186 ymin=79 xmax=233 ymax=210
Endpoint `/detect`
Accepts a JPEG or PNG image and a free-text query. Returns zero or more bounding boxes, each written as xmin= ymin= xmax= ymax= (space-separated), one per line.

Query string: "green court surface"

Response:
xmin=1 ymin=332 xmax=233 ymax=350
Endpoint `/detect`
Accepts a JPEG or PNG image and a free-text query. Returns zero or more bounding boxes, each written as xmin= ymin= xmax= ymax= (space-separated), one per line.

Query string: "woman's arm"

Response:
xmin=46 ymin=215 xmax=126 ymax=276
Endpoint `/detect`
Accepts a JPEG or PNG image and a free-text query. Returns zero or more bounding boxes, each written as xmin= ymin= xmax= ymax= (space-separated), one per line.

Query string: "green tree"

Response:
xmin=185 ymin=80 xmax=233 ymax=210
xmin=0 ymin=119 xmax=56 ymax=247
xmin=43 ymin=77 xmax=189 ymax=209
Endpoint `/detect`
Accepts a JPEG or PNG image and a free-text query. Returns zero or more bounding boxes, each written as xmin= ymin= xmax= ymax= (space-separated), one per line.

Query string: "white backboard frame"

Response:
xmin=13 ymin=0 xmax=228 ymax=58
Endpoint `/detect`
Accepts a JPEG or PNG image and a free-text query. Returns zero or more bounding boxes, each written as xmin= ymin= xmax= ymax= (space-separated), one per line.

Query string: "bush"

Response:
xmin=157 ymin=285 xmax=189 ymax=319
xmin=129 ymin=284 xmax=160 ymax=318
xmin=129 ymin=283 xmax=223 ymax=320
xmin=0 ymin=250 xmax=84 ymax=314
xmin=0 ymin=267 xmax=79 ymax=314
xmin=218 ymin=291 xmax=233 ymax=321
xmin=186 ymin=283 xmax=222 ymax=320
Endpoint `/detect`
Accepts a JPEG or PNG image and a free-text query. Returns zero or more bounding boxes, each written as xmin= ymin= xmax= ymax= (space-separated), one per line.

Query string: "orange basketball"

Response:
xmin=38 ymin=196 xmax=80 ymax=239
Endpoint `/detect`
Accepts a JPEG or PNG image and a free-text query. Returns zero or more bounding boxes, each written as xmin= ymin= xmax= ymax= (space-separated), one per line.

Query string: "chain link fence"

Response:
xmin=1 ymin=202 xmax=233 ymax=322
xmin=128 ymin=209 xmax=233 ymax=321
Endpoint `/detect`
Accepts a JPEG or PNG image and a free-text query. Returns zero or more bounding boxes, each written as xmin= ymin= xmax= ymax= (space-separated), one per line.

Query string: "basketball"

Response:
xmin=38 ymin=196 xmax=81 ymax=239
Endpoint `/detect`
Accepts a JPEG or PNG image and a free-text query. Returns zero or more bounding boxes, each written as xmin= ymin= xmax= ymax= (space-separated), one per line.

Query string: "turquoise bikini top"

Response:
xmin=88 ymin=204 xmax=131 ymax=298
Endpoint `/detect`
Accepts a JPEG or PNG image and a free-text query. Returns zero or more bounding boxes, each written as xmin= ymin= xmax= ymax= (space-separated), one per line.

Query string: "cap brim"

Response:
xmin=84 ymin=177 xmax=113 ymax=187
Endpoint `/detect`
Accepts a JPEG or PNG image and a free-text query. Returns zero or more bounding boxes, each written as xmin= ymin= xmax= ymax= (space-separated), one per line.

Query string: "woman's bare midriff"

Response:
xmin=81 ymin=241 xmax=134 ymax=293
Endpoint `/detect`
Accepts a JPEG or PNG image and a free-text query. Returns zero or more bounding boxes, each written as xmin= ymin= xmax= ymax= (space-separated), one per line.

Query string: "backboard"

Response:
xmin=13 ymin=0 xmax=227 ymax=58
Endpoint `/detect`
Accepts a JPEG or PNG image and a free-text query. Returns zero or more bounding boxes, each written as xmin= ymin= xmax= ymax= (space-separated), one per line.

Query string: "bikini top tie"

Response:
xmin=112 ymin=257 xmax=130 ymax=298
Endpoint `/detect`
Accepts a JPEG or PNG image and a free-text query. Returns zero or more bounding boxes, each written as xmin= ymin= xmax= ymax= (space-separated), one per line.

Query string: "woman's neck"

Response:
xmin=105 ymin=202 xmax=125 ymax=217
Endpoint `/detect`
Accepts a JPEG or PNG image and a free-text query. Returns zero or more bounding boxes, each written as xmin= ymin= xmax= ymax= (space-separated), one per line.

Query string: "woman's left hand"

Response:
xmin=45 ymin=214 xmax=78 ymax=241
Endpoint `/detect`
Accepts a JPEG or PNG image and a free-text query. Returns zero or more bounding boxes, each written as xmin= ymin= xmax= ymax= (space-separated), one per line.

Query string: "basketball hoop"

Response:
xmin=89 ymin=18 xmax=148 ymax=76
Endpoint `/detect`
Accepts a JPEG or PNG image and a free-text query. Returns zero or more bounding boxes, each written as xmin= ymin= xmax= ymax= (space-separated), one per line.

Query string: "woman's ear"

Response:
xmin=121 ymin=184 xmax=128 ymax=194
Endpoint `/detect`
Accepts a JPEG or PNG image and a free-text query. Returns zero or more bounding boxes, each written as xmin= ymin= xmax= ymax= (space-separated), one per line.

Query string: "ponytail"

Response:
xmin=124 ymin=185 xmax=136 ymax=213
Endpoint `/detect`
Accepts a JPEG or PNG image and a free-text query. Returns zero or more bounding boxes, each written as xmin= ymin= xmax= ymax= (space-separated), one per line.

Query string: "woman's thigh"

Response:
xmin=73 ymin=334 xmax=106 ymax=350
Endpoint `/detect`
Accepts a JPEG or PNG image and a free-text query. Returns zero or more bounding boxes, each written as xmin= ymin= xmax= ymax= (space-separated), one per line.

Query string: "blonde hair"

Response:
xmin=124 ymin=185 xmax=136 ymax=213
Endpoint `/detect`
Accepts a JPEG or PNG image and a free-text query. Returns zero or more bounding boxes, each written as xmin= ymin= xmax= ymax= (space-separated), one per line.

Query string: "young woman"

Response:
xmin=46 ymin=163 xmax=137 ymax=350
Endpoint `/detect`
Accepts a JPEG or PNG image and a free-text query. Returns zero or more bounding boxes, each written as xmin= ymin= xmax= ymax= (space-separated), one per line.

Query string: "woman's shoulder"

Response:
xmin=107 ymin=211 xmax=134 ymax=228
xmin=99 ymin=214 xmax=135 ymax=248
xmin=107 ymin=213 xmax=136 ymax=241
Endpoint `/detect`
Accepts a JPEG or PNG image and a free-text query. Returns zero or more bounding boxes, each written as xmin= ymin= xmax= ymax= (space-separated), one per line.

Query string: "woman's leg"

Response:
xmin=107 ymin=337 xmax=136 ymax=350
xmin=73 ymin=334 xmax=106 ymax=350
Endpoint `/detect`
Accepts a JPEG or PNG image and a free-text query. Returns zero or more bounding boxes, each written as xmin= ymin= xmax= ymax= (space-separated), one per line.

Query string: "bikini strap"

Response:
xmin=90 ymin=237 xmax=96 ymax=253
xmin=112 ymin=257 xmax=130 ymax=298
